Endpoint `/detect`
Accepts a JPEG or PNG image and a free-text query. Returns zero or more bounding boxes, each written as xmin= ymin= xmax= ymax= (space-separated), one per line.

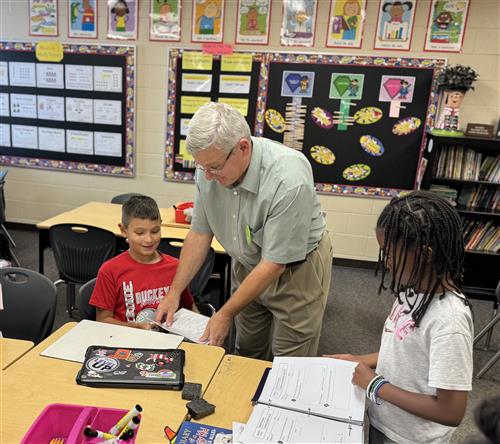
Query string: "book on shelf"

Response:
xmin=238 ymin=357 xmax=365 ymax=444
xmin=458 ymin=185 xmax=500 ymax=212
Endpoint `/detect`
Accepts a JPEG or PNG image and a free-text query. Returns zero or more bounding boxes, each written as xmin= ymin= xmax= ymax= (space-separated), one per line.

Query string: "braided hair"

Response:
xmin=375 ymin=190 xmax=467 ymax=326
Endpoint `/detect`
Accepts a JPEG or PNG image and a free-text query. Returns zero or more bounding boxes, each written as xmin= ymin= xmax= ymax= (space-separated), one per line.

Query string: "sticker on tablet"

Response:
xmin=264 ymin=109 xmax=286 ymax=133
xmin=310 ymin=145 xmax=336 ymax=165
xmin=392 ymin=117 xmax=422 ymax=135
xmin=343 ymin=164 xmax=371 ymax=181
xmin=311 ymin=107 xmax=334 ymax=129
xmin=353 ymin=107 xmax=383 ymax=125
xmin=360 ymin=135 xmax=384 ymax=157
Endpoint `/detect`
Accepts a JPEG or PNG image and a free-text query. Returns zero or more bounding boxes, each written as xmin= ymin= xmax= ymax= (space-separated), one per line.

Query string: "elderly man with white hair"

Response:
xmin=156 ymin=102 xmax=333 ymax=360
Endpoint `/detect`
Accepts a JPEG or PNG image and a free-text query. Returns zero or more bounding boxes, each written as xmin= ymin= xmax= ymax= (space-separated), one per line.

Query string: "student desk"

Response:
xmin=196 ymin=354 xmax=272 ymax=429
xmin=1 ymin=322 xmax=225 ymax=443
xmin=1 ymin=337 xmax=34 ymax=370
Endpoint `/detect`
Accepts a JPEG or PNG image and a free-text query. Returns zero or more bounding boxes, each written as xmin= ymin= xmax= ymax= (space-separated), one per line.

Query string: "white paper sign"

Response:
xmin=37 ymin=95 xmax=65 ymax=121
xmin=10 ymin=94 xmax=37 ymax=119
xmin=219 ymin=75 xmax=251 ymax=94
xmin=38 ymin=127 xmax=65 ymax=152
xmin=0 ymin=124 xmax=11 ymax=147
xmin=66 ymin=97 xmax=93 ymax=123
xmin=65 ymin=65 xmax=93 ymax=91
xmin=180 ymin=118 xmax=190 ymax=136
xmin=0 ymin=93 xmax=9 ymax=117
xmin=93 ymin=99 xmax=122 ymax=125
xmin=36 ymin=63 xmax=64 ymax=89
xmin=94 ymin=66 xmax=122 ymax=92
xmin=181 ymin=73 xmax=212 ymax=92
xmin=94 ymin=131 xmax=122 ymax=157
xmin=66 ymin=129 xmax=93 ymax=155
xmin=12 ymin=125 xmax=38 ymax=149
xmin=0 ymin=62 xmax=8 ymax=86
xmin=9 ymin=62 xmax=36 ymax=87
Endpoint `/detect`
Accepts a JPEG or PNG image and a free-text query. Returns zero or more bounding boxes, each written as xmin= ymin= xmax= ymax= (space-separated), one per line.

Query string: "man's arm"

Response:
xmin=155 ymin=229 xmax=213 ymax=325
xmin=200 ymin=258 xmax=286 ymax=346
xmin=95 ymin=308 xmax=151 ymax=330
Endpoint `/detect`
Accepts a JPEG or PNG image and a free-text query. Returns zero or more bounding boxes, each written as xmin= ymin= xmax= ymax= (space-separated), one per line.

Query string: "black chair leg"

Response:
xmin=66 ymin=283 xmax=77 ymax=318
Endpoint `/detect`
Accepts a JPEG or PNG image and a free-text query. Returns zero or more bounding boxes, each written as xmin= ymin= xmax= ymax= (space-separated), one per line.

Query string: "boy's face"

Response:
xmin=119 ymin=217 xmax=161 ymax=261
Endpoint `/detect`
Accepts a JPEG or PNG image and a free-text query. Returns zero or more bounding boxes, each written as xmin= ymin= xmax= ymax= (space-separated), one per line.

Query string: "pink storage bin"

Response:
xmin=20 ymin=403 xmax=140 ymax=444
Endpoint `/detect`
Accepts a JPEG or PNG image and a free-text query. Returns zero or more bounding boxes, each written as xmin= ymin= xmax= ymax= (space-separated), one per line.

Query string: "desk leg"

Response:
xmin=38 ymin=229 xmax=49 ymax=274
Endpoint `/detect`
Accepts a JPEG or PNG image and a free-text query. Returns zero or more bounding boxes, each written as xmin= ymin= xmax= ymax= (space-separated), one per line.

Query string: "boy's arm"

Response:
xmin=324 ymin=352 xmax=379 ymax=368
xmin=96 ymin=308 xmax=152 ymax=330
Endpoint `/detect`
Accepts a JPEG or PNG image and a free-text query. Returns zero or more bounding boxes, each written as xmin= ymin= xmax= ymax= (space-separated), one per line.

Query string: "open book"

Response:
xmin=151 ymin=308 xmax=209 ymax=344
xmin=239 ymin=357 xmax=365 ymax=443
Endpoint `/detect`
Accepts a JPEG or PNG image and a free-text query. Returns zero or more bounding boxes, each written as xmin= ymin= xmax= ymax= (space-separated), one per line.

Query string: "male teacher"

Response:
xmin=156 ymin=102 xmax=333 ymax=360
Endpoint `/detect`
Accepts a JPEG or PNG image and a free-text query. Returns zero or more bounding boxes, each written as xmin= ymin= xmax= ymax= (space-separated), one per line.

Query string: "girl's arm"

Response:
xmin=96 ymin=308 xmax=152 ymax=330
xmin=324 ymin=352 xmax=379 ymax=369
xmin=354 ymin=363 xmax=468 ymax=427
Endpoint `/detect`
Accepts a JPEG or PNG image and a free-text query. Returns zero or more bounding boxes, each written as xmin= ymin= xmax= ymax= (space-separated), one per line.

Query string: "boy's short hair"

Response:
xmin=121 ymin=195 xmax=161 ymax=227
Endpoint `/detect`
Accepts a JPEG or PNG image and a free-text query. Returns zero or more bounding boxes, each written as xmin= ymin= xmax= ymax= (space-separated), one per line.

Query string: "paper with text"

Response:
xmin=153 ymin=308 xmax=209 ymax=344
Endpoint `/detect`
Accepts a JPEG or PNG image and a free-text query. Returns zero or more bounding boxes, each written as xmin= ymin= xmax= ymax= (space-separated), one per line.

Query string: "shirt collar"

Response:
xmin=239 ymin=136 xmax=262 ymax=194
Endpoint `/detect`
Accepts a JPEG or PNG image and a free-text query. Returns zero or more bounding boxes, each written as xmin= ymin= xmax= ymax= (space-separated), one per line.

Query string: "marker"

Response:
xmin=109 ymin=404 xmax=142 ymax=435
xmin=119 ymin=416 xmax=141 ymax=440
xmin=83 ymin=427 xmax=117 ymax=440
xmin=172 ymin=205 xmax=178 ymax=210
xmin=208 ymin=303 xmax=216 ymax=316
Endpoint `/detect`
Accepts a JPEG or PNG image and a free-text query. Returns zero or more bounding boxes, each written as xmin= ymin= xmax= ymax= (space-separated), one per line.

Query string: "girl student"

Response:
xmin=327 ymin=191 xmax=473 ymax=443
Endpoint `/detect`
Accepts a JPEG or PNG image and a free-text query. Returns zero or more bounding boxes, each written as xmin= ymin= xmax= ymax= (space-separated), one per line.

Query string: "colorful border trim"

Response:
xmin=0 ymin=41 xmax=135 ymax=177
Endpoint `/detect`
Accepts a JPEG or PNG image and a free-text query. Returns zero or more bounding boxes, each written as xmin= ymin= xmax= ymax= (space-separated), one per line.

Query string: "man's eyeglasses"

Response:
xmin=195 ymin=145 xmax=237 ymax=175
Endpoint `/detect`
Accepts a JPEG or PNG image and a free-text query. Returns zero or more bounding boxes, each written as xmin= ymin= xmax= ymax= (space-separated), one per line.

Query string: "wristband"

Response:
xmin=366 ymin=374 xmax=383 ymax=399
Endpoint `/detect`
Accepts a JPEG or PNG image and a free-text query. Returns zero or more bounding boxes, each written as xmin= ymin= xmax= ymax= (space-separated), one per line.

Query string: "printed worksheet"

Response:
xmin=66 ymin=97 xmax=93 ymax=123
xmin=38 ymin=127 xmax=65 ymax=152
xmin=219 ymin=75 xmax=251 ymax=94
xmin=181 ymin=73 xmax=212 ymax=93
xmin=93 ymin=99 xmax=122 ymax=125
xmin=0 ymin=93 xmax=9 ymax=117
xmin=65 ymin=65 xmax=93 ymax=91
xmin=94 ymin=66 xmax=122 ymax=92
xmin=37 ymin=95 xmax=65 ymax=121
xmin=94 ymin=131 xmax=121 ymax=157
xmin=12 ymin=125 xmax=38 ymax=149
xmin=66 ymin=129 xmax=93 ymax=155
xmin=9 ymin=62 xmax=36 ymax=87
xmin=152 ymin=308 xmax=210 ymax=344
xmin=0 ymin=62 xmax=8 ymax=86
xmin=10 ymin=94 xmax=37 ymax=119
xmin=0 ymin=124 xmax=11 ymax=147
xmin=36 ymin=63 xmax=64 ymax=89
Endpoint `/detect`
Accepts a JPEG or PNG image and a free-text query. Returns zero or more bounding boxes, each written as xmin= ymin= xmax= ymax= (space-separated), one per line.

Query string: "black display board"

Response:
xmin=0 ymin=41 xmax=135 ymax=176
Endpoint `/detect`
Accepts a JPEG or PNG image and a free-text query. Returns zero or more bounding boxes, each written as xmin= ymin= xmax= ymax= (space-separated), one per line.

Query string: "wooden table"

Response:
xmin=197 ymin=355 xmax=271 ymax=429
xmin=1 ymin=322 xmax=225 ymax=443
xmin=1 ymin=337 xmax=34 ymax=370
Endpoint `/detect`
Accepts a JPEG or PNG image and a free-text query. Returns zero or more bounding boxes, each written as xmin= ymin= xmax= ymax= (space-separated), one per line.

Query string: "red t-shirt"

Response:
xmin=90 ymin=251 xmax=193 ymax=323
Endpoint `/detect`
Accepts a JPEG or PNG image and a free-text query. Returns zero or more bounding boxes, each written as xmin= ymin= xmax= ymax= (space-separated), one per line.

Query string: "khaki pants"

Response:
xmin=233 ymin=232 xmax=333 ymax=360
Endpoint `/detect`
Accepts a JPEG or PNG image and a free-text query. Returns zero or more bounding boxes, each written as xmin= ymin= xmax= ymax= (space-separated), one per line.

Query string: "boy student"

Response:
xmin=90 ymin=195 xmax=194 ymax=329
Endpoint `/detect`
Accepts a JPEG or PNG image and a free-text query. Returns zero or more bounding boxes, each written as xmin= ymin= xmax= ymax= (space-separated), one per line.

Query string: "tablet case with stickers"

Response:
xmin=76 ymin=346 xmax=185 ymax=390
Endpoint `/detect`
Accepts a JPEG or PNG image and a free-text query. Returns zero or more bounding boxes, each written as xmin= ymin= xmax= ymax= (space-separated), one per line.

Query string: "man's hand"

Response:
xmin=155 ymin=292 xmax=180 ymax=327
xmin=199 ymin=311 xmax=232 ymax=346
xmin=352 ymin=362 xmax=377 ymax=390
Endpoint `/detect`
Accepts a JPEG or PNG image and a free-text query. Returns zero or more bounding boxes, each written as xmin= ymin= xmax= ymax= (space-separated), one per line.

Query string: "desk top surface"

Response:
xmin=1 ymin=322 xmax=225 ymax=444
xmin=1 ymin=337 xmax=34 ymax=370
xmin=196 ymin=354 xmax=272 ymax=429
xmin=36 ymin=201 xmax=224 ymax=254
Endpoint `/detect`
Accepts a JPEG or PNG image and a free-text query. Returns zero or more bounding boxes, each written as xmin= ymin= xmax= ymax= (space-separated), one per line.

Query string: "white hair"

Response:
xmin=186 ymin=102 xmax=252 ymax=155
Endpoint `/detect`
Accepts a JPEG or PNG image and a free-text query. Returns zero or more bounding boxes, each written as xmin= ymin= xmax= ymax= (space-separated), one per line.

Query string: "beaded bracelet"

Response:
xmin=371 ymin=378 xmax=389 ymax=405
xmin=366 ymin=375 xmax=384 ymax=400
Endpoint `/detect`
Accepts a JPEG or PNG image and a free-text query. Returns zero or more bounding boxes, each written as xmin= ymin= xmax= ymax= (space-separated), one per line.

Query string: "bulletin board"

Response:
xmin=0 ymin=41 xmax=136 ymax=176
xmin=165 ymin=49 xmax=446 ymax=197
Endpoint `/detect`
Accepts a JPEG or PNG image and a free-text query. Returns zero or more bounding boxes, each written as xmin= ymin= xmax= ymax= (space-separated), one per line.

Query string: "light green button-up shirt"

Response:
xmin=191 ymin=137 xmax=326 ymax=269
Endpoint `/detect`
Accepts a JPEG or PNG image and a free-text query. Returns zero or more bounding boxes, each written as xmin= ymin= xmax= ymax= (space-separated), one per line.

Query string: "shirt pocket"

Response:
xmin=250 ymin=226 xmax=264 ymax=248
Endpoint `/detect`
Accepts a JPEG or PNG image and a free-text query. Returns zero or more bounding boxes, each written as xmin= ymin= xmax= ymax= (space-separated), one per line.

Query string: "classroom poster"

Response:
xmin=29 ymin=0 xmax=59 ymax=37
xmin=235 ymin=0 xmax=271 ymax=45
xmin=374 ymin=0 xmax=417 ymax=50
xmin=326 ymin=0 xmax=366 ymax=48
xmin=68 ymin=0 xmax=98 ymax=38
xmin=191 ymin=0 xmax=225 ymax=43
xmin=424 ymin=0 xmax=470 ymax=52
xmin=107 ymin=0 xmax=138 ymax=40
xmin=150 ymin=0 xmax=182 ymax=41
xmin=281 ymin=0 xmax=318 ymax=46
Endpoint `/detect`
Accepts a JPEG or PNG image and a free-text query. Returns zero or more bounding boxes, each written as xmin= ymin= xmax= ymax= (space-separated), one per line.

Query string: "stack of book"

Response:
xmin=433 ymin=146 xmax=483 ymax=180
xmin=478 ymin=154 xmax=500 ymax=183
xmin=430 ymin=184 xmax=458 ymax=206
xmin=463 ymin=219 xmax=500 ymax=253
xmin=458 ymin=185 xmax=500 ymax=212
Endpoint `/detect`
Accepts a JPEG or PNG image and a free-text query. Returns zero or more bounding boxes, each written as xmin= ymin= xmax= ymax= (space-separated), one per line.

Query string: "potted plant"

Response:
xmin=432 ymin=64 xmax=479 ymax=137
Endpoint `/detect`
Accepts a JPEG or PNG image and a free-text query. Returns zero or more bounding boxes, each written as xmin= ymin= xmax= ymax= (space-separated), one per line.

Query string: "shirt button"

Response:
xmin=233 ymin=214 xmax=236 ymax=219
xmin=233 ymin=237 xmax=237 ymax=241
xmin=233 ymin=191 xmax=238 ymax=195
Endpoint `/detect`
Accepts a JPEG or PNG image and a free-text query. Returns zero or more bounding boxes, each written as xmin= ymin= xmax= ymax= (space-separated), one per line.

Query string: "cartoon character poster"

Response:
xmin=107 ymin=0 xmax=138 ymax=40
xmin=374 ymin=0 xmax=417 ymax=50
xmin=281 ymin=71 xmax=315 ymax=98
xmin=326 ymin=0 xmax=366 ymax=48
xmin=281 ymin=0 xmax=318 ymax=47
xmin=424 ymin=0 xmax=470 ymax=52
xmin=329 ymin=73 xmax=365 ymax=100
xmin=191 ymin=0 xmax=225 ymax=43
xmin=29 ymin=0 xmax=59 ymax=37
xmin=235 ymin=0 xmax=271 ymax=45
xmin=68 ymin=0 xmax=98 ymax=38
xmin=150 ymin=0 xmax=181 ymax=41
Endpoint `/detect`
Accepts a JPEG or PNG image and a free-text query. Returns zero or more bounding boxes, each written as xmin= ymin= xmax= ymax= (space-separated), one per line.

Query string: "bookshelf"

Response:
xmin=422 ymin=133 xmax=500 ymax=298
